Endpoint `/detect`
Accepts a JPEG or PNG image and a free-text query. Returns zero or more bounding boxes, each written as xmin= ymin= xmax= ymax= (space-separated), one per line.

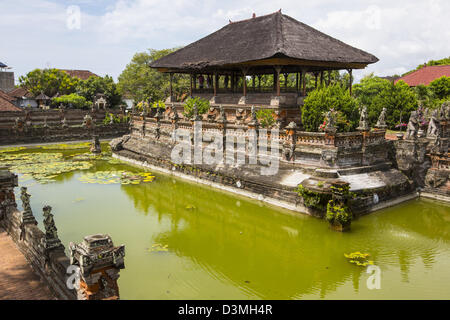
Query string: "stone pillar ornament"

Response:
xmin=69 ymin=234 xmax=125 ymax=300
xmin=357 ymin=105 xmax=370 ymax=131
xmin=427 ymin=109 xmax=440 ymax=138
xmin=324 ymin=108 xmax=337 ymax=133
xmin=405 ymin=111 xmax=419 ymax=140
xmin=90 ymin=135 xmax=101 ymax=154
xmin=375 ymin=107 xmax=387 ymax=129
xmin=20 ymin=186 xmax=37 ymax=226
xmin=283 ymin=121 xmax=297 ymax=161
xmin=42 ymin=205 xmax=64 ymax=251
xmin=0 ymin=167 xmax=18 ymax=221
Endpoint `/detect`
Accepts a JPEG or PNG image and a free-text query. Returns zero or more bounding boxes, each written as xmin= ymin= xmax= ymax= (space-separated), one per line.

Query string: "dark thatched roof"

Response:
xmin=60 ymin=69 xmax=99 ymax=80
xmin=35 ymin=92 xmax=50 ymax=100
xmin=151 ymin=11 xmax=378 ymax=73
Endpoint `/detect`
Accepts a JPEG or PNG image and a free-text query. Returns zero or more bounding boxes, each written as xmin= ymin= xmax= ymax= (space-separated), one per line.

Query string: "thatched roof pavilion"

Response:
xmin=151 ymin=10 xmax=378 ymax=101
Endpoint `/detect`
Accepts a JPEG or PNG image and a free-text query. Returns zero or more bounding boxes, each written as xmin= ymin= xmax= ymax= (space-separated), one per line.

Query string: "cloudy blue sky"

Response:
xmin=1 ymin=0 xmax=449 ymax=84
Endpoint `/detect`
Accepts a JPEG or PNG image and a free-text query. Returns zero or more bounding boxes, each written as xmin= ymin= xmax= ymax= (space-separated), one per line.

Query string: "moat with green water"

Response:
xmin=1 ymin=142 xmax=449 ymax=299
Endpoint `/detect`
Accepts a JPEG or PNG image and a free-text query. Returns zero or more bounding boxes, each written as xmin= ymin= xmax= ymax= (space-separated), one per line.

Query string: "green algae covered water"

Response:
xmin=2 ymin=142 xmax=450 ymax=299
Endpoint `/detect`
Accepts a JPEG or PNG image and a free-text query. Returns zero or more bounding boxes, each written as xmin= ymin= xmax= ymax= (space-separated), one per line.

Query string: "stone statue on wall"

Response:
xmin=405 ymin=111 xmax=419 ymax=140
xmin=217 ymin=105 xmax=227 ymax=123
xmin=20 ymin=187 xmax=32 ymax=214
xmin=357 ymin=105 xmax=370 ymax=131
xmin=324 ymin=108 xmax=337 ymax=133
xmin=61 ymin=117 xmax=68 ymax=129
xmin=375 ymin=107 xmax=387 ymax=129
xmin=43 ymin=205 xmax=58 ymax=240
xmin=427 ymin=109 xmax=440 ymax=138
xmin=43 ymin=116 xmax=49 ymax=128
xmin=82 ymin=114 xmax=94 ymax=129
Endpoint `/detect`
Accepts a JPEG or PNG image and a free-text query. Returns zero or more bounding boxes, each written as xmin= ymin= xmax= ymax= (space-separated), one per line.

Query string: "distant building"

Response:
xmin=0 ymin=90 xmax=21 ymax=111
xmin=60 ymin=69 xmax=99 ymax=80
xmin=395 ymin=65 xmax=450 ymax=86
xmin=0 ymin=61 xmax=15 ymax=92
xmin=122 ymin=92 xmax=134 ymax=110
xmin=8 ymin=87 xmax=38 ymax=108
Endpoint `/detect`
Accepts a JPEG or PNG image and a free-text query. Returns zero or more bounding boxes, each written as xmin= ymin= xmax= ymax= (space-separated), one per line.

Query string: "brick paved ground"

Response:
xmin=0 ymin=227 xmax=54 ymax=300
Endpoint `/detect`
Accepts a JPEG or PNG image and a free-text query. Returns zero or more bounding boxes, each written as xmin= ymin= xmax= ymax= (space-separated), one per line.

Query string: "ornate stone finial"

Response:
xmin=170 ymin=106 xmax=180 ymax=122
xmin=61 ymin=117 xmax=68 ymax=129
xmin=82 ymin=114 xmax=94 ymax=129
xmin=42 ymin=205 xmax=64 ymax=251
xmin=375 ymin=107 xmax=387 ymax=129
xmin=405 ymin=111 xmax=419 ymax=140
xmin=248 ymin=105 xmax=259 ymax=127
xmin=324 ymin=108 xmax=337 ymax=133
xmin=90 ymin=135 xmax=101 ymax=154
xmin=192 ymin=102 xmax=202 ymax=121
xmin=217 ymin=105 xmax=227 ymax=123
xmin=357 ymin=105 xmax=370 ymax=131
xmin=43 ymin=116 xmax=49 ymax=128
xmin=427 ymin=109 xmax=440 ymax=138
xmin=20 ymin=186 xmax=37 ymax=226
xmin=69 ymin=234 xmax=125 ymax=300
xmin=251 ymin=106 xmax=257 ymax=122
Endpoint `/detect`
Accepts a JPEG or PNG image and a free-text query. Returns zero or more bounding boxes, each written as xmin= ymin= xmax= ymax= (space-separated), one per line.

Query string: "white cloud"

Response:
xmin=1 ymin=0 xmax=449 ymax=83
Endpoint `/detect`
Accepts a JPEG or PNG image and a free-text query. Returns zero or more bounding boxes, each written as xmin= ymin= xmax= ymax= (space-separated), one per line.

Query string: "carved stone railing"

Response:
xmin=0 ymin=168 xmax=125 ymax=300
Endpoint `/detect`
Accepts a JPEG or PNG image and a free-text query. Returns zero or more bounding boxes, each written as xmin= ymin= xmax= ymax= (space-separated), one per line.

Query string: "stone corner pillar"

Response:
xmin=0 ymin=166 xmax=18 ymax=221
xmin=69 ymin=234 xmax=126 ymax=300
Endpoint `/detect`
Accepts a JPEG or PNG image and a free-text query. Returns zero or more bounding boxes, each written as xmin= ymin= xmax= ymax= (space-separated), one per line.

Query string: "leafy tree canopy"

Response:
xmin=301 ymin=84 xmax=358 ymax=132
xmin=118 ymin=48 xmax=190 ymax=103
xmin=19 ymin=68 xmax=79 ymax=97
xmin=76 ymin=75 xmax=122 ymax=107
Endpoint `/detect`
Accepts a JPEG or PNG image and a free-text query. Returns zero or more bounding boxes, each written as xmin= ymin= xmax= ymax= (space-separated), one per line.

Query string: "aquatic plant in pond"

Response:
xmin=344 ymin=252 xmax=374 ymax=267
xmin=0 ymin=152 xmax=93 ymax=184
xmin=78 ymin=170 xmax=155 ymax=185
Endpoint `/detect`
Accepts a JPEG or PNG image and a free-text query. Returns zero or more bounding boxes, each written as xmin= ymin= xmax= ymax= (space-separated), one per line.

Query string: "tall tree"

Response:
xmin=19 ymin=68 xmax=79 ymax=97
xmin=118 ymin=48 xmax=190 ymax=103
xmin=76 ymin=75 xmax=122 ymax=107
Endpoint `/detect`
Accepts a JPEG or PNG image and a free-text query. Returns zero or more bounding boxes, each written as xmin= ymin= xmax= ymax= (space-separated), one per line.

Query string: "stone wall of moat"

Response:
xmin=0 ymin=109 xmax=129 ymax=145
xmin=110 ymin=104 xmax=434 ymax=222
xmin=0 ymin=167 xmax=126 ymax=300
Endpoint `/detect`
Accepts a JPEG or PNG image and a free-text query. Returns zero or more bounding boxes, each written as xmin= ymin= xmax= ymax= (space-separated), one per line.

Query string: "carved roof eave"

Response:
xmin=154 ymin=57 xmax=369 ymax=74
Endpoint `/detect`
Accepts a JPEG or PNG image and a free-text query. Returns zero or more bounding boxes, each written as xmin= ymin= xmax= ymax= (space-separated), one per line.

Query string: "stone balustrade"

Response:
xmin=0 ymin=167 xmax=125 ymax=300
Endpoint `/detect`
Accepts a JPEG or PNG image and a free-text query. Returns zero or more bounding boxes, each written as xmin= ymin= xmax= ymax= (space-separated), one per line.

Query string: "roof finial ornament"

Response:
xmin=279 ymin=8 xmax=282 ymax=13
xmin=252 ymin=13 xmax=256 ymax=18
xmin=229 ymin=19 xmax=232 ymax=24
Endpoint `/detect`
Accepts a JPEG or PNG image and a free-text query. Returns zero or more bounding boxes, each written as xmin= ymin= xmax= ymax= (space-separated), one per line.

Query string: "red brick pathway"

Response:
xmin=0 ymin=227 xmax=54 ymax=300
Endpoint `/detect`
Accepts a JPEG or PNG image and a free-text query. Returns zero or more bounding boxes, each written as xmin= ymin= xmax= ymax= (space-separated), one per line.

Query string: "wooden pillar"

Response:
xmin=320 ymin=71 xmax=324 ymax=86
xmin=213 ymin=72 xmax=218 ymax=96
xmin=242 ymin=68 xmax=248 ymax=97
xmin=193 ymin=74 xmax=197 ymax=90
xmin=302 ymin=69 xmax=307 ymax=96
xmin=348 ymin=69 xmax=353 ymax=96
xmin=296 ymin=72 xmax=299 ymax=93
xmin=231 ymin=73 xmax=235 ymax=93
xmin=273 ymin=72 xmax=277 ymax=92
xmin=190 ymin=74 xmax=193 ymax=97
xmin=284 ymin=73 xmax=288 ymax=91
xmin=258 ymin=75 xmax=261 ymax=91
xmin=314 ymin=72 xmax=318 ymax=89
xmin=275 ymin=66 xmax=281 ymax=96
xmin=169 ymin=73 xmax=173 ymax=97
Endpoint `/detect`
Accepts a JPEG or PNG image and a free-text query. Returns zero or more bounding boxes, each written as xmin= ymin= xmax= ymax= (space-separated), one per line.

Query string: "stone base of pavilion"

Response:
xmin=110 ymin=117 xmax=416 ymax=218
